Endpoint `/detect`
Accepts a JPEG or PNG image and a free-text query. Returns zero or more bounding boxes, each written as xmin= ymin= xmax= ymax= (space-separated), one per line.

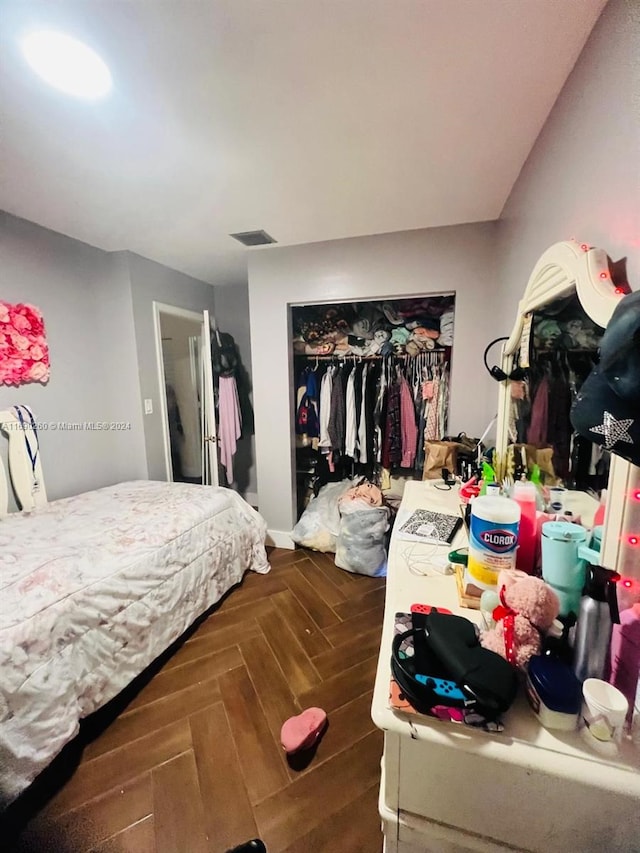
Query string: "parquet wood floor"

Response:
xmin=4 ymin=549 xmax=385 ymax=853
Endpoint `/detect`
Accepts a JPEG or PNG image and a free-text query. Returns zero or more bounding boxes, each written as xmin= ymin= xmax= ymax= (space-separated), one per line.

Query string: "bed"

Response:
xmin=0 ymin=408 xmax=269 ymax=805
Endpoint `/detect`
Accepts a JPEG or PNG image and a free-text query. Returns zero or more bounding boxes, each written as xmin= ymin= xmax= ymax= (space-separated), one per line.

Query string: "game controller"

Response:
xmin=415 ymin=674 xmax=468 ymax=702
xmin=410 ymin=603 xmax=453 ymax=616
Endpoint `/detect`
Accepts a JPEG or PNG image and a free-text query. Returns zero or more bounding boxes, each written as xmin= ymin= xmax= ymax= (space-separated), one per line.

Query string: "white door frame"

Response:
xmin=201 ymin=309 xmax=219 ymax=486
xmin=152 ymin=301 xmax=210 ymax=482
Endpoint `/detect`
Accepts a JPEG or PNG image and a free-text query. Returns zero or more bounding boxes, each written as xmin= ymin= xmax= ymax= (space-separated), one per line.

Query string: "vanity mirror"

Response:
xmin=508 ymin=291 xmax=607 ymax=493
xmin=494 ymin=239 xmax=640 ymax=581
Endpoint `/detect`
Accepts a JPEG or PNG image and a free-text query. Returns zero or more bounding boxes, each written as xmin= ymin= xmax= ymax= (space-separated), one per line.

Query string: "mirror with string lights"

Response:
xmin=508 ymin=292 xmax=608 ymax=494
xmin=494 ymin=239 xmax=640 ymax=585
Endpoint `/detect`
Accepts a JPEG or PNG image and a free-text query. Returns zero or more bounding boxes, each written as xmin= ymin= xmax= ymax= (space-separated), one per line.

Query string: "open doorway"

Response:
xmin=159 ymin=311 xmax=203 ymax=483
xmin=153 ymin=302 xmax=219 ymax=487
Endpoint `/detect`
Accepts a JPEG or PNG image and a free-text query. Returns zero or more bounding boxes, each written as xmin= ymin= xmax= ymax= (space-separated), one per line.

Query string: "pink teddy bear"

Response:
xmin=481 ymin=570 xmax=560 ymax=670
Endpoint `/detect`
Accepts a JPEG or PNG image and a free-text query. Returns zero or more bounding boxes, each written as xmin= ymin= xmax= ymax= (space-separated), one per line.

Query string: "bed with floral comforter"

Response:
xmin=0 ymin=480 xmax=269 ymax=804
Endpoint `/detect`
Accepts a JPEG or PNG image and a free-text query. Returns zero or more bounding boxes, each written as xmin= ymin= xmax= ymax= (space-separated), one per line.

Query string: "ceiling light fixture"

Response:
xmin=21 ymin=30 xmax=112 ymax=99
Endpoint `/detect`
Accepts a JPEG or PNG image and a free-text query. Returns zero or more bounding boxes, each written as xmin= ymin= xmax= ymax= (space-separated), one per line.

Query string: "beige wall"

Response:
xmin=497 ymin=0 xmax=640 ymax=324
xmin=0 ymin=212 xmax=148 ymax=502
xmin=248 ymin=222 xmax=498 ymax=543
xmin=128 ymin=252 xmax=218 ymax=481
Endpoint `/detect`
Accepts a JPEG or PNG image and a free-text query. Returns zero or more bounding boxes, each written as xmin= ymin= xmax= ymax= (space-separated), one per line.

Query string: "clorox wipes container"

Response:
xmin=465 ymin=495 xmax=521 ymax=593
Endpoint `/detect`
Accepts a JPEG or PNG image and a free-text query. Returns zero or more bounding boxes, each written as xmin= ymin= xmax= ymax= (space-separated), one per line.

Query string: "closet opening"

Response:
xmin=289 ymin=293 xmax=456 ymax=521
xmin=152 ymin=302 xmax=218 ymax=488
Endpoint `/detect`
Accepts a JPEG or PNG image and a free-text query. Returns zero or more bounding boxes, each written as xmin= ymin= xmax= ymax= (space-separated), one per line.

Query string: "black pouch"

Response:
xmin=391 ymin=611 xmax=517 ymax=720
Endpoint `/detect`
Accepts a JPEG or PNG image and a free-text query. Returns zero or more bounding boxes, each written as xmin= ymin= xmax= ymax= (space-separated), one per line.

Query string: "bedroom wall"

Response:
xmin=127 ymin=252 xmax=218 ymax=481
xmin=213 ymin=280 xmax=258 ymax=502
xmin=496 ymin=0 xmax=640 ymax=321
xmin=0 ymin=212 xmax=148 ymax=502
xmin=0 ymin=212 xmax=224 ymax=503
xmin=248 ymin=222 xmax=498 ymax=545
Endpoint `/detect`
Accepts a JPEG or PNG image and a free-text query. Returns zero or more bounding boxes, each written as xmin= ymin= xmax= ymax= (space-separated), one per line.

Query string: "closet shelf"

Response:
xmin=294 ymin=349 xmax=449 ymax=361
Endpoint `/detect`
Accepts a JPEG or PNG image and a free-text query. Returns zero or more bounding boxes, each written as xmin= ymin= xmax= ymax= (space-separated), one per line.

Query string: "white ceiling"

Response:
xmin=0 ymin=0 xmax=607 ymax=285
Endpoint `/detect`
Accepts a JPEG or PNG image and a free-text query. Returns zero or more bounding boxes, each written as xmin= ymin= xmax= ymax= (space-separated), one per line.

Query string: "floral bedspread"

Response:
xmin=0 ymin=481 xmax=269 ymax=804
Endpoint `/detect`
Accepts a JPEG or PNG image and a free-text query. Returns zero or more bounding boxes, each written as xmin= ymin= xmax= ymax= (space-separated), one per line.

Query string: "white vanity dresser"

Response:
xmin=371 ymin=480 xmax=640 ymax=853
xmin=372 ymin=241 xmax=640 ymax=852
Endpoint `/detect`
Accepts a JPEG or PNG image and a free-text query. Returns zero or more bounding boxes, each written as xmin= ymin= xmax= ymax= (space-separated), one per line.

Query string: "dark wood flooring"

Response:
xmin=5 ymin=549 xmax=385 ymax=853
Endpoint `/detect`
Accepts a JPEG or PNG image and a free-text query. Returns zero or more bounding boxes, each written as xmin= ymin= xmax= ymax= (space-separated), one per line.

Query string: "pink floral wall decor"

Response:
xmin=0 ymin=301 xmax=50 ymax=386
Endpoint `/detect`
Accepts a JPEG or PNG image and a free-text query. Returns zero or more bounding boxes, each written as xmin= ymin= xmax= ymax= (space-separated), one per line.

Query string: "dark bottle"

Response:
xmin=543 ymin=617 xmax=574 ymax=665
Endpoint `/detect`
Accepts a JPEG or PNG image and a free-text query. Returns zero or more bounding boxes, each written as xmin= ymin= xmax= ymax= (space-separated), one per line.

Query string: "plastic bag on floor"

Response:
xmin=291 ymin=478 xmax=358 ymax=552
xmin=334 ymin=504 xmax=390 ymax=576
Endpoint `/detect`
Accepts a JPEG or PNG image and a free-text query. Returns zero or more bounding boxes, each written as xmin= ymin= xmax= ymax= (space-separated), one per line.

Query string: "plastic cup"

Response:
xmin=581 ymin=679 xmax=629 ymax=744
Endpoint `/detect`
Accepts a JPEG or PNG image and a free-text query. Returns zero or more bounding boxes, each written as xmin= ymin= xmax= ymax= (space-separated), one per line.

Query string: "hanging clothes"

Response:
xmin=374 ymin=359 xmax=388 ymax=465
xmin=547 ymin=371 xmax=572 ymax=482
xmin=399 ymin=375 xmax=418 ymax=468
xmin=345 ymin=366 xmax=357 ymax=458
xmin=358 ymin=363 xmax=369 ymax=463
xmin=382 ymin=378 xmax=402 ymax=469
xmin=318 ymin=366 xmax=333 ymax=448
xmin=218 ymin=374 xmax=242 ymax=484
xmin=527 ymin=374 xmax=549 ymax=445
xmin=328 ymin=368 xmax=346 ymax=451
xmin=423 ymin=374 xmax=440 ymax=442
xmin=293 ymin=351 xmax=450 ymax=487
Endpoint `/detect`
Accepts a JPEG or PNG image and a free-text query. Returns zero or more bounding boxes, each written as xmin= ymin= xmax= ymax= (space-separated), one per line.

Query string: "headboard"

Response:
xmin=0 ymin=408 xmax=48 ymax=516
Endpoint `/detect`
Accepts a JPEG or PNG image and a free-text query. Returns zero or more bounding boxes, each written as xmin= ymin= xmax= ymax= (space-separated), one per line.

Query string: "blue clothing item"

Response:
xmin=296 ymin=368 xmax=320 ymax=437
xmin=305 ymin=369 xmax=318 ymax=401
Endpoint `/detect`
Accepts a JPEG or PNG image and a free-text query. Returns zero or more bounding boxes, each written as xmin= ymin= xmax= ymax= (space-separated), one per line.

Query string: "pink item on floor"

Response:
xmin=280 ymin=707 xmax=327 ymax=754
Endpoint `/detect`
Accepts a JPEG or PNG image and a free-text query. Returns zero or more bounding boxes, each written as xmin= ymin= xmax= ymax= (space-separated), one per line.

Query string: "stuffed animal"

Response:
xmin=481 ymin=570 xmax=559 ymax=669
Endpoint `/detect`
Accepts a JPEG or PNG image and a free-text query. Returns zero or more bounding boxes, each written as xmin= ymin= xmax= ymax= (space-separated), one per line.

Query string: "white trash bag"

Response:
xmin=334 ymin=499 xmax=390 ymax=576
xmin=291 ymin=479 xmax=358 ymax=552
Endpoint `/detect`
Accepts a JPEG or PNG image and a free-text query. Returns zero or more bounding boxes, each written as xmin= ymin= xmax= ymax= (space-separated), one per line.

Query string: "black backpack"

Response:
xmin=211 ymin=330 xmax=239 ymax=377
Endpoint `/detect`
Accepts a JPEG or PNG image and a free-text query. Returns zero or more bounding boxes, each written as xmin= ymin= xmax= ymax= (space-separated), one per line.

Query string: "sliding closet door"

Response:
xmin=201 ymin=309 xmax=219 ymax=487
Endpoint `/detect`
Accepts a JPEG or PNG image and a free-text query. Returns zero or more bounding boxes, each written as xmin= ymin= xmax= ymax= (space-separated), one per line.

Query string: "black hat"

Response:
xmin=571 ymin=290 xmax=640 ymax=466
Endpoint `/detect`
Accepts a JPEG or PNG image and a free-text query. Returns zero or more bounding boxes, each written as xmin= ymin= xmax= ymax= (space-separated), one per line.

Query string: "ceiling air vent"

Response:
xmin=229 ymin=229 xmax=277 ymax=247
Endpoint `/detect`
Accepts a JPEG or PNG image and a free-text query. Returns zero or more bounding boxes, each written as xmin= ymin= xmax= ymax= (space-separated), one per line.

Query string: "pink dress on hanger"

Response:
xmin=218 ymin=375 xmax=242 ymax=484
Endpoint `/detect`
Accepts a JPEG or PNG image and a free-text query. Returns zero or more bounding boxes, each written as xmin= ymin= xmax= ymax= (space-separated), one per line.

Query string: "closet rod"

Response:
xmin=294 ymin=350 xmax=449 ymax=361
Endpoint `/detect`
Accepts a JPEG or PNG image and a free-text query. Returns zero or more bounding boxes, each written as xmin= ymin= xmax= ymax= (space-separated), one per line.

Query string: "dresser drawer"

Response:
xmin=397 ymin=735 xmax=638 ymax=852
xmin=398 ymin=810 xmax=516 ymax=853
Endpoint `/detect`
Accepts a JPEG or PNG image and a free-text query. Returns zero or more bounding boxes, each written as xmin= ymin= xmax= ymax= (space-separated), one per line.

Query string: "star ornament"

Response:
xmin=590 ymin=411 xmax=634 ymax=448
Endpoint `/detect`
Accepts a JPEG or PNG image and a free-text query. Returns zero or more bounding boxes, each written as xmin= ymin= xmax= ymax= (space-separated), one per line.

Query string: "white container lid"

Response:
xmin=513 ymin=480 xmax=537 ymax=498
xmin=470 ymin=494 xmax=521 ymax=524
